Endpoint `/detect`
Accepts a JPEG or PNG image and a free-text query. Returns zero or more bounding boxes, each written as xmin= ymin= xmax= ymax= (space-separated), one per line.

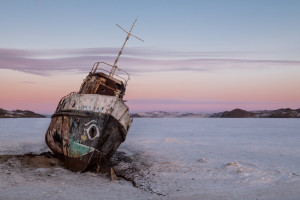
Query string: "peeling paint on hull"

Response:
xmin=45 ymin=95 xmax=131 ymax=172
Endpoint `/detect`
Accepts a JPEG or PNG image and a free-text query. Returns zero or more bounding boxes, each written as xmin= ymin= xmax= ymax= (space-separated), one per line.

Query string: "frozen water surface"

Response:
xmin=0 ymin=118 xmax=299 ymax=199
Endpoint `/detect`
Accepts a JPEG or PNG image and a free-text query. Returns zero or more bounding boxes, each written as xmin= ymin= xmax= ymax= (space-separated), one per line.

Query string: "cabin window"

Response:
xmin=96 ymin=85 xmax=115 ymax=96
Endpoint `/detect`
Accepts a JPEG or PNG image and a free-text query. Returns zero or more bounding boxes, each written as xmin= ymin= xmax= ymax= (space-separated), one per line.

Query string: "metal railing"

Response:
xmin=90 ymin=62 xmax=130 ymax=86
xmin=55 ymin=91 xmax=77 ymax=112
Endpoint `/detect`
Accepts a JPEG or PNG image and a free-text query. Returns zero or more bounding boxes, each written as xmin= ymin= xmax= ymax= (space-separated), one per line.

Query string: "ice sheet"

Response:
xmin=0 ymin=118 xmax=299 ymax=199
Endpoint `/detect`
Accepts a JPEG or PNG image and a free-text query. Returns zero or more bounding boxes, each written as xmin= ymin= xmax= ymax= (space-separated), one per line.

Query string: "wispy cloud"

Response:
xmin=0 ymin=48 xmax=299 ymax=76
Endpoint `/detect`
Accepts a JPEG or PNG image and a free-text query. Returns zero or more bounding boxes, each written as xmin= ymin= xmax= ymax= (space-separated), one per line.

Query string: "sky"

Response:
xmin=0 ymin=0 xmax=300 ymax=114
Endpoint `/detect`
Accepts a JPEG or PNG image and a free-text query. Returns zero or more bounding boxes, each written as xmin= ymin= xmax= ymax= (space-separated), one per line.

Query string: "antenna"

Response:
xmin=109 ymin=18 xmax=144 ymax=77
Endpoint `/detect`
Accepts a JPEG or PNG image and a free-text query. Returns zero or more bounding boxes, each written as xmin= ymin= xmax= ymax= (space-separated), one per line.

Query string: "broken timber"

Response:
xmin=45 ymin=19 xmax=143 ymax=172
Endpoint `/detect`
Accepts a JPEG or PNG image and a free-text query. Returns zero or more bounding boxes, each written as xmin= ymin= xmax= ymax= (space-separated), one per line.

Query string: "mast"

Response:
xmin=109 ymin=18 xmax=144 ymax=77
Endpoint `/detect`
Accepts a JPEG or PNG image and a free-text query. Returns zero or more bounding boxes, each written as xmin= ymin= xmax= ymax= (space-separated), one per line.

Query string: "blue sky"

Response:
xmin=1 ymin=0 xmax=300 ymax=113
xmin=1 ymin=0 xmax=299 ymax=56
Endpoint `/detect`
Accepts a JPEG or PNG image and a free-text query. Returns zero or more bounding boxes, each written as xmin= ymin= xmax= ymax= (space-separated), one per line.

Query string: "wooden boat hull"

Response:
xmin=45 ymin=94 xmax=132 ymax=172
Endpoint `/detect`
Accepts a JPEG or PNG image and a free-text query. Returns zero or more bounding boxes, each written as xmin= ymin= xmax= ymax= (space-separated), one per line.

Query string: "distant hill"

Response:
xmin=0 ymin=108 xmax=46 ymax=118
xmin=219 ymin=109 xmax=255 ymax=118
xmin=130 ymin=111 xmax=209 ymax=118
xmin=213 ymin=108 xmax=300 ymax=118
xmin=131 ymin=108 xmax=300 ymax=118
xmin=2 ymin=107 xmax=299 ymax=119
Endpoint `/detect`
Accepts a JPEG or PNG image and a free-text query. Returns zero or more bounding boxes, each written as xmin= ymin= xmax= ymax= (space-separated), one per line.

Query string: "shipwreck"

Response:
xmin=45 ymin=19 xmax=143 ymax=172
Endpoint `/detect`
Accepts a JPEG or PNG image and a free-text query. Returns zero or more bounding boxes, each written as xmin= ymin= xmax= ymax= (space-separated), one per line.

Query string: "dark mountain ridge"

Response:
xmin=216 ymin=108 xmax=300 ymax=118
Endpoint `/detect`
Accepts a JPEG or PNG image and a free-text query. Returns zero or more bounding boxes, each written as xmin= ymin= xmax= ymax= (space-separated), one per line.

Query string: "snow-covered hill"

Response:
xmin=130 ymin=111 xmax=209 ymax=118
xmin=0 ymin=108 xmax=45 ymax=118
xmin=131 ymin=108 xmax=300 ymax=118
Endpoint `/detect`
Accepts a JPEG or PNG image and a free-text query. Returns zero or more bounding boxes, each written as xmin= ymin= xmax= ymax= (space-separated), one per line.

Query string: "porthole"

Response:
xmin=89 ymin=127 xmax=96 ymax=138
xmin=85 ymin=122 xmax=100 ymax=140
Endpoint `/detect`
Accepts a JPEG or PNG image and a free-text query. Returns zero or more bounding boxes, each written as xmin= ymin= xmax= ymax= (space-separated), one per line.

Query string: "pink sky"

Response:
xmin=1 ymin=48 xmax=300 ymax=114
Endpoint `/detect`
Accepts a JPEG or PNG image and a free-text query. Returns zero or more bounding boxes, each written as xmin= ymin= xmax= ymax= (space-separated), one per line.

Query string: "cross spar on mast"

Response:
xmin=109 ymin=18 xmax=144 ymax=77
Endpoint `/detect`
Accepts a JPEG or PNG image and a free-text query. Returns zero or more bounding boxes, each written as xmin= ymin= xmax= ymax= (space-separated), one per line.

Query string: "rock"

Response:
xmin=226 ymin=162 xmax=239 ymax=167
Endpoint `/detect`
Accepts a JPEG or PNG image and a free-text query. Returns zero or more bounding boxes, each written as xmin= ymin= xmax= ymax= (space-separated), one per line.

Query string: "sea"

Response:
xmin=0 ymin=118 xmax=300 ymax=200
